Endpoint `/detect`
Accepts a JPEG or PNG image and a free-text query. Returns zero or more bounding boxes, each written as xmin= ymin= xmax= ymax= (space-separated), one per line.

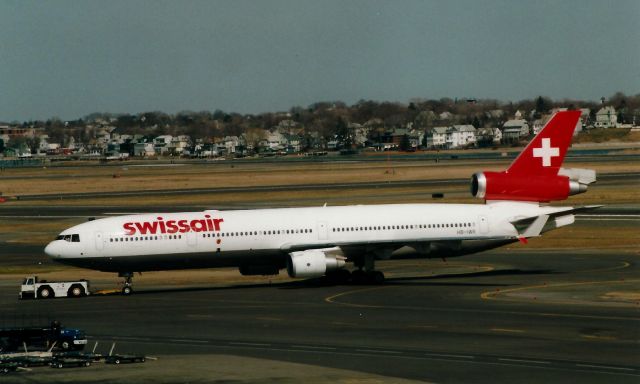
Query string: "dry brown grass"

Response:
xmin=2 ymin=158 xmax=638 ymax=199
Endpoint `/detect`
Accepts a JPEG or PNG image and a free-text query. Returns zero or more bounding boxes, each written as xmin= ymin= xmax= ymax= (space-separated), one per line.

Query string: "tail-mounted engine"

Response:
xmin=471 ymin=168 xmax=595 ymax=202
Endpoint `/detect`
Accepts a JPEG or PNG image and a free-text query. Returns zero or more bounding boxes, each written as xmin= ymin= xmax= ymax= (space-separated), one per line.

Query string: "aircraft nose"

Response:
xmin=44 ymin=241 xmax=61 ymax=258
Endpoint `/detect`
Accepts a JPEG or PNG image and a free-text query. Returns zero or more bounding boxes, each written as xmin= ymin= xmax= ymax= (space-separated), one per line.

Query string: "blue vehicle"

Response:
xmin=0 ymin=321 xmax=87 ymax=352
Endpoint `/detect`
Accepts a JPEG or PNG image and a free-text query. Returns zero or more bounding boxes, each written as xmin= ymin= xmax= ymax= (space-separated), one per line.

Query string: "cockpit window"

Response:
xmin=63 ymin=235 xmax=72 ymax=242
xmin=55 ymin=235 xmax=64 ymax=240
xmin=71 ymin=234 xmax=80 ymax=242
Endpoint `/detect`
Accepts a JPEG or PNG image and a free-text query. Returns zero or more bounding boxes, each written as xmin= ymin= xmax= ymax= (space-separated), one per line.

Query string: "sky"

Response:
xmin=1 ymin=0 xmax=639 ymax=122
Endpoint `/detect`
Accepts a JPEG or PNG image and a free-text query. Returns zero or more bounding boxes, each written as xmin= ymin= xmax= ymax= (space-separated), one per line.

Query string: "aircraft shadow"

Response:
xmin=91 ymin=268 xmax=556 ymax=296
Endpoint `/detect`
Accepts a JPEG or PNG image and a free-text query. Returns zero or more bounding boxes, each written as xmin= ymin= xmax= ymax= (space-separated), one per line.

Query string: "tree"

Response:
xmin=534 ymin=96 xmax=552 ymax=118
xmin=335 ymin=118 xmax=351 ymax=149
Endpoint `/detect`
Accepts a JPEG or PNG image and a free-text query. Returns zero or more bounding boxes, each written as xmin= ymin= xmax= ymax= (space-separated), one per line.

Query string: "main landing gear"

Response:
xmin=325 ymin=255 xmax=385 ymax=285
xmin=119 ymin=272 xmax=134 ymax=295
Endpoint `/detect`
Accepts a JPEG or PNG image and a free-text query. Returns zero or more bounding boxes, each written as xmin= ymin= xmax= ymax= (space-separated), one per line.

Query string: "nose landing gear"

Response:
xmin=118 ymin=272 xmax=134 ymax=295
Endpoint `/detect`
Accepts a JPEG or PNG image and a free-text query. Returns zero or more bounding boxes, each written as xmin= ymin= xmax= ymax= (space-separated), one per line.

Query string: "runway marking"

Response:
xmin=581 ymin=334 xmax=617 ymax=341
xmin=576 ymin=261 xmax=631 ymax=274
xmin=575 ymin=364 xmax=635 ymax=372
xmin=356 ymin=349 xmax=402 ymax=355
xmin=324 ymin=286 xmax=393 ymax=308
xmin=324 ymin=285 xmax=638 ymax=321
xmin=291 ymin=345 xmax=336 ymax=351
xmin=407 ymin=325 xmax=437 ymax=329
xmin=498 ymin=358 xmax=550 ymax=365
xmin=169 ymin=339 xmax=208 ymax=344
xmin=424 ymin=353 xmax=474 ymax=359
xmin=228 ymin=342 xmax=271 ymax=347
xmin=480 ymin=278 xmax=640 ymax=309
xmin=491 ymin=328 xmax=525 ymax=333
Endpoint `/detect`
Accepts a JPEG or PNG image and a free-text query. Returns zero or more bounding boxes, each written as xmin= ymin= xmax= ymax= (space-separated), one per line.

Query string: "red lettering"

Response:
xmin=123 ymin=222 xmax=136 ymax=235
xmin=123 ymin=216 xmax=223 ymax=236
xmin=157 ymin=217 xmax=166 ymax=233
xmin=166 ymin=220 xmax=178 ymax=234
xmin=178 ymin=220 xmax=190 ymax=233
xmin=135 ymin=221 xmax=159 ymax=235
xmin=190 ymin=219 xmax=207 ymax=232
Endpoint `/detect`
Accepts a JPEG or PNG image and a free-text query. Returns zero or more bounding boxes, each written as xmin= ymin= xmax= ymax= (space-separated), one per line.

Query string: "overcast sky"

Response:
xmin=1 ymin=0 xmax=638 ymax=121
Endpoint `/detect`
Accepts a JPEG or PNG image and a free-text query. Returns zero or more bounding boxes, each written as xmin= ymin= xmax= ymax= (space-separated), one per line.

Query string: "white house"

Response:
xmin=446 ymin=125 xmax=477 ymax=149
xmin=425 ymin=127 xmax=448 ymax=148
xmin=222 ymin=136 xmax=240 ymax=154
xmin=595 ymin=106 xmax=618 ymax=128
xmin=134 ymin=142 xmax=155 ymax=157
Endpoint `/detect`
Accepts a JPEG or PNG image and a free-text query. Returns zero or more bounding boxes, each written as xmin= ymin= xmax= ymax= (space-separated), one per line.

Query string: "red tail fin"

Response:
xmin=506 ymin=110 xmax=581 ymax=177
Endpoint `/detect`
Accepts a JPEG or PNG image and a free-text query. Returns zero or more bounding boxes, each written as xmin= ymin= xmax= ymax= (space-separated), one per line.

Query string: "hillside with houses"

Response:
xmin=1 ymin=94 xmax=638 ymax=159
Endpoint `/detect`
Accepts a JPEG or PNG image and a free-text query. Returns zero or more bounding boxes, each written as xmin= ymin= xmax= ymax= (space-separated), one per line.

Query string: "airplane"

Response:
xmin=44 ymin=110 xmax=599 ymax=295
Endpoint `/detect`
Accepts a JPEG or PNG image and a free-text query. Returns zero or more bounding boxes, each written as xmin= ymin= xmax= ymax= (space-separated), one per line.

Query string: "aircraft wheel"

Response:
xmin=369 ymin=271 xmax=385 ymax=284
xmin=351 ymin=270 xmax=367 ymax=285
xmin=122 ymin=286 xmax=133 ymax=295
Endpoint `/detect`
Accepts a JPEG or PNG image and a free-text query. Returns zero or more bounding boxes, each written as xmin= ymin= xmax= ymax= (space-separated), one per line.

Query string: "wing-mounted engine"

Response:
xmin=471 ymin=168 xmax=595 ymax=203
xmin=286 ymin=247 xmax=346 ymax=278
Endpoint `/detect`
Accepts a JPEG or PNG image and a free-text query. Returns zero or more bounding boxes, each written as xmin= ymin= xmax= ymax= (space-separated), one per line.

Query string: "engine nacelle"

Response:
xmin=286 ymin=249 xmax=346 ymax=278
xmin=471 ymin=171 xmax=590 ymax=202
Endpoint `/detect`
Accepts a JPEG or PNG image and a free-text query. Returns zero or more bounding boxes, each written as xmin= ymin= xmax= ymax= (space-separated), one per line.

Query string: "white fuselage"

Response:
xmin=44 ymin=201 xmax=572 ymax=274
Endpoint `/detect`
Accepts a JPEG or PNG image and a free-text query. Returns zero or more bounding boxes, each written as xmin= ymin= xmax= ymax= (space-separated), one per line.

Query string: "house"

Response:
xmin=476 ymin=128 xmax=501 ymax=147
xmin=501 ymin=119 xmax=530 ymax=143
xmin=168 ymin=136 xmax=190 ymax=155
xmin=446 ymin=125 xmax=477 ymax=149
xmin=425 ymin=127 xmax=448 ymax=149
xmin=595 ymin=106 xmax=617 ymax=128
xmin=133 ymin=142 xmax=155 ymax=157
xmin=222 ymin=136 xmax=240 ymax=154
xmin=532 ymin=119 xmax=545 ymax=135
xmin=154 ymin=135 xmax=173 ymax=155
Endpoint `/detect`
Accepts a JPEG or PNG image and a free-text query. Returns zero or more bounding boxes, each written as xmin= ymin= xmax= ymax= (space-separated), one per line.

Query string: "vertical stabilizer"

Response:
xmin=506 ymin=110 xmax=581 ymax=177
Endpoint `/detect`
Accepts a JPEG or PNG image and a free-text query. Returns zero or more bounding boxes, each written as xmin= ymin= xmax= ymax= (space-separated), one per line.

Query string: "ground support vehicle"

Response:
xmin=1 ymin=355 xmax=52 ymax=368
xmin=20 ymin=276 xmax=90 ymax=299
xmin=105 ymin=354 xmax=146 ymax=364
xmin=0 ymin=321 xmax=87 ymax=352
xmin=50 ymin=357 xmax=92 ymax=368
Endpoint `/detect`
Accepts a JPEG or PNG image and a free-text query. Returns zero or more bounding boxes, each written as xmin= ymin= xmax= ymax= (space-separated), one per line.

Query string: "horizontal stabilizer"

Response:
xmin=510 ymin=205 xmax=602 ymax=237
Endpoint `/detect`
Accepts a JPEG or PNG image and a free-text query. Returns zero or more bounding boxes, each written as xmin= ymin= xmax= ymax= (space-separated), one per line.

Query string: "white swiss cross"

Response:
xmin=533 ymin=138 xmax=559 ymax=167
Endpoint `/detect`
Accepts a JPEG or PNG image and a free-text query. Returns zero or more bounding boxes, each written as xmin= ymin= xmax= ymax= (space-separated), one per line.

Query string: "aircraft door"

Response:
xmin=317 ymin=221 xmax=328 ymax=240
xmin=95 ymin=231 xmax=104 ymax=250
xmin=187 ymin=231 xmax=197 ymax=247
xmin=478 ymin=216 xmax=489 ymax=234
